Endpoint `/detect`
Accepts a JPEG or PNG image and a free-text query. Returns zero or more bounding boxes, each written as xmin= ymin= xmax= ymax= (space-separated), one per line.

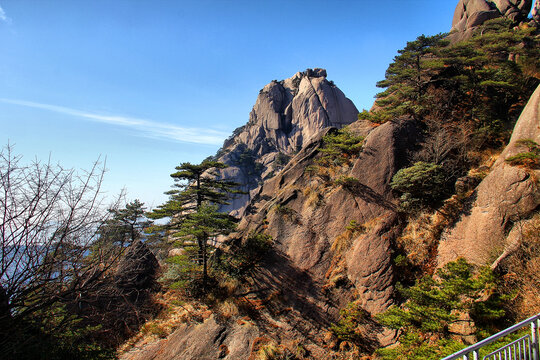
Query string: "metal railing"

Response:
xmin=483 ymin=335 xmax=532 ymax=360
xmin=441 ymin=313 xmax=540 ymax=360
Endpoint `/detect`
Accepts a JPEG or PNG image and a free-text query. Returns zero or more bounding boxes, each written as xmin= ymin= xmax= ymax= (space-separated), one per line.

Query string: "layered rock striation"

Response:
xmin=214 ymin=68 xmax=358 ymax=216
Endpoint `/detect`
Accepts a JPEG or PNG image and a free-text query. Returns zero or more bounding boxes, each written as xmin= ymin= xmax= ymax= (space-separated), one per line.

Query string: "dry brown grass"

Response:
xmin=118 ymin=291 xmax=208 ymax=354
xmin=397 ymin=193 xmax=472 ymax=269
xmin=324 ymin=219 xmax=375 ymax=290
xmin=217 ymin=299 xmax=240 ymax=319
xmin=397 ymin=211 xmax=435 ymax=267
xmin=303 ymin=184 xmax=325 ymax=208
xmin=501 ymin=213 xmax=540 ymax=318
xmin=331 ymin=229 xmax=356 ymax=255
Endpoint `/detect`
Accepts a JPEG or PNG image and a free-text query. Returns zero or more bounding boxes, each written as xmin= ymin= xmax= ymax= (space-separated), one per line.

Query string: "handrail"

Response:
xmin=441 ymin=313 xmax=540 ymax=360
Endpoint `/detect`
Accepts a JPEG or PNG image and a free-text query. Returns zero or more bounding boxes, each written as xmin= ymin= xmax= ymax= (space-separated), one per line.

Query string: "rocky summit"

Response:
xmin=213 ymin=68 xmax=358 ymax=216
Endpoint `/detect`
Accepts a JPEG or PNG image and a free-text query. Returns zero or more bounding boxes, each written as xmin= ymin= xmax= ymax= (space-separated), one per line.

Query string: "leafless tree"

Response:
xmin=414 ymin=117 xmax=473 ymax=180
xmin=0 ymin=144 xmax=123 ymax=348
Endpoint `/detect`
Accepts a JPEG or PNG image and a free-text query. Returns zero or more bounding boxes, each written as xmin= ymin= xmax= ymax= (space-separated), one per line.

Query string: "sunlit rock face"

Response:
xmin=438 ymin=85 xmax=540 ymax=267
xmin=449 ymin=0 xmax=533 ymax=42
xmin=214 ymin=68 xmax=359 ymax=216
xmin=533 ymin=0 xmax=540 ymax=23
xmin=452 ymin=0 xmax=532 ymax=32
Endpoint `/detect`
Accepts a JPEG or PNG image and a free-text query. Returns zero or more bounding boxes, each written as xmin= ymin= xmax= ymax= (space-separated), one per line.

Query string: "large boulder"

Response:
xmin=121 ymin=316 xmax=259 ymax=360
xmin=450 ymin=0 xmax=533 ymax=41
xmin=437 ymin=85 xmax=540 ymax=266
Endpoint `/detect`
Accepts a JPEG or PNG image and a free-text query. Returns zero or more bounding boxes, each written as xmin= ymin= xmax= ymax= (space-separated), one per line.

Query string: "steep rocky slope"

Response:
xmin=213 ymin=68 xmax=358 ymax=216
xmin=437 ymin=85 xmax=540 ymax=267
xmin=237 ymin=118 xmax=419 ymax=315
xmin=122 ymin=118 xmax=420 ymax=360
xmin=120 ymin=7 xmax=540 ymax=359
xmin=121 ymin=83 xmax=539 ymax=360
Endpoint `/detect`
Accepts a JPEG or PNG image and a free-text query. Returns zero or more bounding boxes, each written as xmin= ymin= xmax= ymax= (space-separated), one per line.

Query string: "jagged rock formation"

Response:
xmin=449 ymin=0 xmax=535 ymax=41
xmin=214 ymin=68 xmax=358 ymax=216
xmin=437 ymin=84 xmax=540 ymax=267
xmin=452 ymin=0 xmax=532 ymax=32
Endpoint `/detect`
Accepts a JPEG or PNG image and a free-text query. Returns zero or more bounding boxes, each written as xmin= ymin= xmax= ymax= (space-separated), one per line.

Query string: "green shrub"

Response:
xmin=317 ymin=129 xmax=364 ymax=166
xmin=216 ymin=232 xmax=272 ymax=279
xmin=5 ymin=304 xmax=116 ymax=360
xmin=505 ymin=139 xmax=540 ymax=168
xmin=346 ymin=220 xmax=365 ymax=233
xmin=375 ymin=258 xmax=509 ymax=359
xmin=390 ymin=162 xmax=449 ymax=212
xmin=335 ymin=176 xmax=360 ymax=191
xmin=378 ymin=258 xmax=506 ymax=334
xmin=331 ymin=302 xmax=370 ymax=344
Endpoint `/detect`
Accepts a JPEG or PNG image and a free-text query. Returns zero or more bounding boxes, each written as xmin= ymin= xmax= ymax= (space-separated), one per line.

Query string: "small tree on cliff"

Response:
xmin=148 ymin=160 xmax=240 ymax=289
xmin=98 ymin=199 xmax=151 ymax=248
xmin=373 ymin=33 xmax=448 ymax=121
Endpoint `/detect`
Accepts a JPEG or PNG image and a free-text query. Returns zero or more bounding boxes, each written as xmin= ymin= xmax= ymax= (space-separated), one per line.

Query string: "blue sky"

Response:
xmin=0 ymin=0 xmax=457 ymax=208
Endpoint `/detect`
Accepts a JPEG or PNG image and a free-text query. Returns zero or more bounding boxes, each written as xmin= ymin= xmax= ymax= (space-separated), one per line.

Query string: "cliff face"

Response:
xmin=121 ymin=6 xmax=540 ymax=358
xmin=214 ymin=68 xmax=358 ymax=216
xmin=237 ymin=118 xmax=419 ymax=316
xmin=452 ymin=0 xmax=533 ymax=32
xmin=437 ymin=85 xmax=540 ymax=267
xmin=449 ymin=0 xmax=537 ymax=41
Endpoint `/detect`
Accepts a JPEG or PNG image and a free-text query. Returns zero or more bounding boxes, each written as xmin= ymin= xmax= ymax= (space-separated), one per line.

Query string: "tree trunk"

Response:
xmin=202 ymin=236 xmax=208 ymax=289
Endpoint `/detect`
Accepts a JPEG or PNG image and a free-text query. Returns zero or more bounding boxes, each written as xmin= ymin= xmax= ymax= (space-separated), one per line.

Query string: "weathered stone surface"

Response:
xmin=239 ymin=118 xmax=420 ymax=316
xmin=533 ymin=0 xmax=540 ymax=22
xmin=214 ymin=69 xmax=359 ymax=216
xmin=450 ymin=0 xmax=533 ymax=37
xmin=120 ymin=316 xmax=259 ymax=360
xmin=438 ymin=85 xmax=540 ymax=266
xmin=455 ymin=175 xmax=482 ymax=195
xmin=466 ymin=9 xmax=500 ymax=27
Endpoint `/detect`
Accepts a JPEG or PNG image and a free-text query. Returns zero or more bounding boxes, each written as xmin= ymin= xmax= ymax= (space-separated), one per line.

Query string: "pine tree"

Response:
xmin=148 ymin=160 xmax=241 ymax=289
xmin=99 ymin=199 xmax=151 ymax=248
xmin=373 ymin=34 xmax=448 ymax=121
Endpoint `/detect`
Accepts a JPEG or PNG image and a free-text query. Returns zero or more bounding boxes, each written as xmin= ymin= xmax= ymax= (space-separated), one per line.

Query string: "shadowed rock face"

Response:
xmin=437 ymin=85 xmax=540 ymax=267
xmin=214 ymin=69 xmax=359 ymax=216
xmin=238 ymin=118 xmax=420 ymax=317
xmin=115 ymin=240 xmax=160 ymax=292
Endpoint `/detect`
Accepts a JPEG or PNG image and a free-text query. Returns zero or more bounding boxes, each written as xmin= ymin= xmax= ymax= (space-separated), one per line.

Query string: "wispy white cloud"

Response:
xmin=0 ymin=98 xmax=229 ymax=145
xmin=0 ymin=4 xmax=11 ymax=24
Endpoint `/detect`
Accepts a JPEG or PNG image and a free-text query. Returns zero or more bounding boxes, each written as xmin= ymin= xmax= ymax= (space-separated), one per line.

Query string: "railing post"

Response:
xmin=472 ymin=350 xmax=479 ymax=360
xmin=532 ymin=318 xmax=539 ymax=360
xmin=462 ymin=354 xmax=469 ymax=360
